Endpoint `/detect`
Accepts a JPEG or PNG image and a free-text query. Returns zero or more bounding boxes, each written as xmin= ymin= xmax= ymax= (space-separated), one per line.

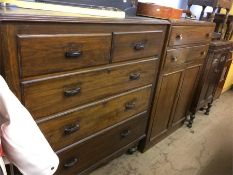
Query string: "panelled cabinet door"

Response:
xmin=150 ymin=70 xmax=182 ymax=141
xmin=171 ymin=65 xmax=201 ymax=127
xmin=214 ymin=58 xmax=233 ymax=99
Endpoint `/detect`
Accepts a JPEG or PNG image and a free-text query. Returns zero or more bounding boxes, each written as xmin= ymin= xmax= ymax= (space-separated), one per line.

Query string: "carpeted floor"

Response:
xmin=90 ymin=90 xmax=233 ymax=175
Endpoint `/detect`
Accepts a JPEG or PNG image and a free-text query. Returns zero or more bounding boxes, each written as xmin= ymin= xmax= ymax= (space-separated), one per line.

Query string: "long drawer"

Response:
xmin=39 ymin=86 xmax=151 ymax=151
xmin=18 ymin=34 xmax=112 ymax=77
xmin=169 ymin=26 xmax=214 ymax=47
xmin=112 ymin=30 xmax=165 ymax=62
xmin=55 ymin=113 xmax=147 ymax=175
xmin=22 ymin=58 xmax=158 ymax=120
xmin=164 ymin=45 xmax=209 ymax=71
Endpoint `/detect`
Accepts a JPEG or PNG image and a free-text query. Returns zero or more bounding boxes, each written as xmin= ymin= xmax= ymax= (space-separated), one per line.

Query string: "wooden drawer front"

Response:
xmin=164 ymin=45 xmax=209 ymax=70
xmin=18 ymin=34 xmax=111 ymax=77
xmin=55 ymin=113 xmax=147 ymax=175
xmin=22 ymin=58 xmax=157 ymax=120
xmin=39 ymin=86 xmax=151 ymax=151
xmin=169 ymin=26 xmax=214 ymax=47
xmin=112 ymin=31 xmax=165 ymax=62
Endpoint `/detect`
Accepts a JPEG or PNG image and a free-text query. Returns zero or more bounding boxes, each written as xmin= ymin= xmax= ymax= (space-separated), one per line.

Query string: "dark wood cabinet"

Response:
xmin=0 ymin=6 xmax=217 ymax=175
xmin=140 ymin=20 xmax=215 ymax=151
xmin=188 ymin=41 xmax=232 ymax=127
xmin=214 ymin=52 xmax=233 ymax=99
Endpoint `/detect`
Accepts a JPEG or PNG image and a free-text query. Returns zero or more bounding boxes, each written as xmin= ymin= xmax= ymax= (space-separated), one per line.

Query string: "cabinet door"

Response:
xmin=205 ymin=53 xmax=226 ymax=101
xmin=214 ymin=58 xmax=233 ymax=99
xmin=172 ymin=65 xmax=201 ymax=127
xmin=150 ymin=71 xmax=182 ymax=140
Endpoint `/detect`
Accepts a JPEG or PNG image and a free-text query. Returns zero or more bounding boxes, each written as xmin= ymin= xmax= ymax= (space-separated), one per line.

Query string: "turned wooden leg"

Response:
xmin=187 ymin=112 xmax=196 ymax=128
xmin=221 ymin=9 xmax=230 ymax=39
xmin=209 ymin=7 xmax=217 ymax=22
xmin=199 ymin=6 xmax=207 ymax=20
xmin=204 ymin=102 xmax=213 ymax=115
xmin=127 ymin=146 xmax=138 ymax=155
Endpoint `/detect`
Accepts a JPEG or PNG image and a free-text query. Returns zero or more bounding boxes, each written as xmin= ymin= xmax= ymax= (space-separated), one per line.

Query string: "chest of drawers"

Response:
xmin=0 ymin=7 xmax=169 ymax=175
xmin=140 ymin=20 xmax=215 ymax=151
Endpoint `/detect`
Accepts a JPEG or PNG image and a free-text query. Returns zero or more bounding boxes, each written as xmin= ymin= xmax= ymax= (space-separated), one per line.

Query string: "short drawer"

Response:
xmin=112 ymin=30 xmax=165 ymax=62
xmin=55 ymin=113 xmax=147 ymax=175
xmin=18 ymin=34 xmax=111 ymax=77
xmin=164 ymin=45 xmax=209 ymax=70
xmin=22 ymin=58 xmax=158 ymax=120
xmin=39 ymin=86 xmax=151 ymax=151
xmin=169 ymin=26 xmax=214 ymax=47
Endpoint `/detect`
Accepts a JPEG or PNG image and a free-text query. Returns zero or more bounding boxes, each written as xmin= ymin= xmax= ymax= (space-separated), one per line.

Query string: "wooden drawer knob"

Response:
xmin=64 ymin=123 xmax=80 ymax=135
xmin=65 ymin=50 xmax=83 ymax=58
xmin=64 ymin=87 xmax=81 ymax=97
xmin=171 ymin=56 xmax=178 ymax=62
xmin=64 ymin=158 xmax=78 ymax=168
xmin=129 ymin=72 xmax=141 ymax=81
xmin=201 ymin=51 xmax=206 ymax=56
xmin=206 ymin=33 xmax=211 ymax=38
xmin=176 ymin=34 xmax=183 ymax=40
xmin=120 ymin=129 xmax=131 ymax=138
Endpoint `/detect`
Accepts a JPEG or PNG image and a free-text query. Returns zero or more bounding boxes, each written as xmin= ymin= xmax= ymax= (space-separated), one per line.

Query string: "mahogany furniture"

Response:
xmin=0 ymin=6 xmax=169 ymax=175
xmin=140 ymin=19 xmax=215 ymax=150
xmin=188 ymin=41 xmax=232 ymax=127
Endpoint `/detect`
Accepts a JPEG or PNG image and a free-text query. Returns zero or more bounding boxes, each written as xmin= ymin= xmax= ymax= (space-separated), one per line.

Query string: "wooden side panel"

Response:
xmin=150 ymin=71 xmax=182 ymax=140
xmin=172 ymin=65 xmax=201 ymax=126
xmin=1 ymin=24 xmax=21 ymax=99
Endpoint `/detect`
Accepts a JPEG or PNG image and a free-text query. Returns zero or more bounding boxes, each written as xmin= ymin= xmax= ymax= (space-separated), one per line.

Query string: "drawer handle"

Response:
xmin=120 ymin=130 xmax=131 ymax=138
xmin=65 ymin=51 xmax=82 ymax=58
xmin=64 ymin=124 xmax=80 ymax=135
xmin=171 ymin=56 xmax=178 ymax=62
xmin=64 ymin=158 xmax=78 ymax=168
xmin=129 ymin=72 xmax=141 ymax=81
xmin=64 ymin=87 xmax=81 ymax=97
xmin=134 ymin=43 xmax=145 ymax=51
xmin=125 ymin=102 xmax=136 ymax=110
xmin=176 ymin=34 xmax=183 ymax=40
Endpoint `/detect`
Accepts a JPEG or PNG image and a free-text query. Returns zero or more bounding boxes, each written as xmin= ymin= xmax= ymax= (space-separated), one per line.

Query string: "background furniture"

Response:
xmin=0 ymin=6 xmax=169 ymax=175
xmin=214 ymin=43 xmax=233 ymax=99
xmin=140 ymin=19 xmax=215 ymax=150
xmin=188 ymin=0 xmax=232 ymax=39
xmin=207 ymin=12 xmax=233 ymax=40
xmin=188 ymin=41 xmax=232 ymax=127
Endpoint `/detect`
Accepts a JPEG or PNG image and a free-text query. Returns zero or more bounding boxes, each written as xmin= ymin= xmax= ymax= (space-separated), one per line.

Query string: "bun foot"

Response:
xmin=127 ymin=146 xmax=137 ymax=155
